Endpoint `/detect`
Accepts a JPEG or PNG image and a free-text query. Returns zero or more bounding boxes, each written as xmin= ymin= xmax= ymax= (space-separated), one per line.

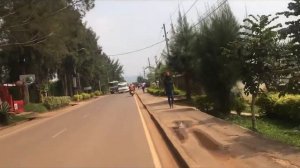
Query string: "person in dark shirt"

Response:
xmin=163 ymin=71 xmax=174 ymax=108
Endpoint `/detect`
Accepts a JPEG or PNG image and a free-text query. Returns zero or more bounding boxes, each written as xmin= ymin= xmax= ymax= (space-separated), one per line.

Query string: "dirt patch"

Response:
xmin=193 ymin=129 xmax=228 ymax=151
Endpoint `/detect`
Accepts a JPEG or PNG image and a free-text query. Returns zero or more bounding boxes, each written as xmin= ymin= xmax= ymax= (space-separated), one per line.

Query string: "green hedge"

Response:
xmin=147 ymin=86 xmax=185 ymax=96
xmin=81 ymin=93 xmax=91 ymax=100
xmin=73 ymin=94 xmax=83 ymax=101
xmin=44 ymin=96 xmax=71 ymax=110
xmin=73 ymin=91 xmax=102 ymax=102
xmin=256 ymin=93 xmax=300 ymax=122
xmin=192 ymin=95 xmax=214 ymax=112
xmin=147 ymin=87 xmax=165 ymax=96
xmin=231 ymin=97 xmax=247 ymax=115
xmin=94 ymin=90 xmax=102 ymax=96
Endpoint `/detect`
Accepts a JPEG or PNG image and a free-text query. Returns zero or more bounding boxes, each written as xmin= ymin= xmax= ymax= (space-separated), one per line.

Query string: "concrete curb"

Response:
xmin=136 ymin=93 xmax=193 ymax=168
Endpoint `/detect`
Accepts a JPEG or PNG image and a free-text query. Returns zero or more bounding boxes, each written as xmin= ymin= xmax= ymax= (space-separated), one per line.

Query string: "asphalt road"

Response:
xmin=0 ymin=94 xmax=156 ymax=168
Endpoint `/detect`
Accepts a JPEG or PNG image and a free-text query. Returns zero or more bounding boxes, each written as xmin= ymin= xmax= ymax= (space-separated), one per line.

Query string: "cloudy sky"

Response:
xmin=84 ymin=0 xmax=290 ymax=82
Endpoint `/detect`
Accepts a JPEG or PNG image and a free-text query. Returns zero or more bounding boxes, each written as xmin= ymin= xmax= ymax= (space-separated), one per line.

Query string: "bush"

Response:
xmin=174 ymin=87 xmax=186 ymax=96
xmin=0 ymin=102 xmax=12 ymax=125
xmin=24 ymin=103 xmax=48 ymax=113
xmin=147 ymin=87 xmax=165 ymax=96
xmin=256 ymin=93 xmax=300 ymax=122
xmin=44 ymin=96 xmax=71 ymax=110
xmin=192 ymin=95 xmax=214 ymax=112
xmin=94 ymin=90 xmax=102 ymax=96
xmin=231 ymin=97 xmax=247 ymax=115
xmin=90 ymin=92 xmax=95 ymax=98
xmin=256 ymin=93 xmax=278 ymax=115
xmin=81 ymin=93 xmax=91 ymax=100
xmin=73 ymin=94 xmax=83 ymax=102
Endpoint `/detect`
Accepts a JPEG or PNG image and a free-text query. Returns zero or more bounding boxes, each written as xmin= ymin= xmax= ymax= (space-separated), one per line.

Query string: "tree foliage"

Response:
xmin=277 ymin=0 xmax=300 ymax=94
xmin=225 ymin=14 xmax=282 ymax=129
xmin=194 ymin=4 xmax=240 ymax=114
xmin=166 ymin=12 xmax=195 ymax=100
xmin=0 ymin=0 xmax=123 ymax=100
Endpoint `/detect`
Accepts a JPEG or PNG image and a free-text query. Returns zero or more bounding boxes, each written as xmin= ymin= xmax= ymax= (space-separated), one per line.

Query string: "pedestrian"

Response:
xmin=163 ymin=71 xmax=174 ymax=108
xmin=142 ymin=82 xmax=146 ymax=93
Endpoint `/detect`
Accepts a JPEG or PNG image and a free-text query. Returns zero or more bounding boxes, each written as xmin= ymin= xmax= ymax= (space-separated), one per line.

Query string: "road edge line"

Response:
xmin=134 ymin=95 xmax=162 ymax=168
xmin=135 ymin=93 xmax=190 ymax=168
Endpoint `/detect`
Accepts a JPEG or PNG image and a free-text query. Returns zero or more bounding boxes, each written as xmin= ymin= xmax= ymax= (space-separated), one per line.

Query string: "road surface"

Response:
xmin=0 ymin=94 xmax=157 ymax=168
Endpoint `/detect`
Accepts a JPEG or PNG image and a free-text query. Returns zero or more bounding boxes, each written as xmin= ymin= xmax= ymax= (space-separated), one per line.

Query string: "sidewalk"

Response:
xmin=137 ymin=91 xmax=300 ymax=168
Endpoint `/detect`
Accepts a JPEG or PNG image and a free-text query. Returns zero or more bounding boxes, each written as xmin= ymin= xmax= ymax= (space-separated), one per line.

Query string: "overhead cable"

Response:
xmin=191 ymin=0 xmax=228 ymax=28
xmin=107 ymin=40 xmax=165 ymax=57
xmin=183 ymin=0 xmax=199 ymax=17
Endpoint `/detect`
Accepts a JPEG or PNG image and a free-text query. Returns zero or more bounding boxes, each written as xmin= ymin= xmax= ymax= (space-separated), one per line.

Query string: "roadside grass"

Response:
xmin=7 ymin=113 xmax=36 ymax=125
xmin=24 ymin=103 xmax=48 ymax=113
xmin=173 ymin=97 xmax=300 ymax=148
xmin=225 ymin=115 xmax=300 ymax=148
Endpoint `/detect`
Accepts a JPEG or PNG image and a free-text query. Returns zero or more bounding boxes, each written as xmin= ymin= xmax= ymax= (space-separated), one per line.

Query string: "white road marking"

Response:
xmin=52 ymin=128 xmax=67 ymax=138
xmin=134 ymin=96 xmax=162 ymax=168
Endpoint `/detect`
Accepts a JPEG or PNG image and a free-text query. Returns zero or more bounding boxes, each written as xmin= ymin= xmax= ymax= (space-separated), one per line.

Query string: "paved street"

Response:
xmin=0 ymin=94 xmax=156 ymax=168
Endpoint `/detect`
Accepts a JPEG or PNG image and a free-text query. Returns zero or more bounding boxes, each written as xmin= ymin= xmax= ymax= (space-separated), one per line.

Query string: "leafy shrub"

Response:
xmin=73 ymin=94 xmax=83 ymax=101
xmin=24 ymin=103 xmax=48 ymax=113
xmin=231 ymin=97 xmax=247 ymax=115
xmin=94 ymin=90 xmax=102 ymax=96
xmin=0 ymin=102 xmax=12 ymax=125
xmin=192 ymin=95 xmax=214 ymax=112
xmin=256 ymin=93 xmax=300 ymax=122
xmin=44 ymin=96 xmax=71 ymax=110
xmin=147 ymin=87 xmax=165 ymax=96
xmin=256 ymin=93 xmax=278 ymax=115
xmin=174 ymin=87 xmax=186 ymax=96
xmin=147 ymin=86 xmax=186 ymax=96
xmin=81 ymin=93 xmax=91 ymax=100
xmin=90 ymin=92 xmax=95 ymax=98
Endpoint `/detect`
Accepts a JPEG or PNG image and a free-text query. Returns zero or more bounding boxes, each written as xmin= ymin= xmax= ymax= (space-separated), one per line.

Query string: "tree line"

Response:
xmin=0 ymin=0 xmax=124 ymax=100
xmin=153 ymin=0 xmax=299 ymax=127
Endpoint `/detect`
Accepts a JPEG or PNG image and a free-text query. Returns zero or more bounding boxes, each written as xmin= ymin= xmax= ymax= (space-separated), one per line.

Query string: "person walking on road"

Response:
xmin=163 ymin=71 xmax=174 ymax=108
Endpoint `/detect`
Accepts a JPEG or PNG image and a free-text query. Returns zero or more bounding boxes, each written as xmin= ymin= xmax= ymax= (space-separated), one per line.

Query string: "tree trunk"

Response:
xmin=251 ymin=94 xmax=257 ymax=130
xmin=184 ymin=74 xmax=191 ymax=100
xmin=68 ymin=74 xmax=73 ymax=96
xmin=63 ymin=73 xmax=68 ymax=96
xmin=23 ymin=84 xmax=30 ymax=104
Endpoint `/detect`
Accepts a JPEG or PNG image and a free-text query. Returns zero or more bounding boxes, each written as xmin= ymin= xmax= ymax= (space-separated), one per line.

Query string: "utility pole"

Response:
xmin=148 ymin=57 xmax=151 ymax=69
xmin=155 ymin=56 xmax=158 ymax=66
xmin=163 ymin=24 xmax=170 ymax=56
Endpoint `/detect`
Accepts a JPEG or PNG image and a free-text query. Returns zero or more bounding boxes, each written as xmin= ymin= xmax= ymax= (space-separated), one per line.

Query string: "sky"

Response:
xmin=84 ymin=0 xmax=291 ymax=82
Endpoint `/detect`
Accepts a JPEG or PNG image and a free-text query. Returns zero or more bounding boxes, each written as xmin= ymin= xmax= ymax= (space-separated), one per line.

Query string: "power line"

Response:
xmin=183 ymin=0 xmax=199 ymax=18
xmin=106 ymin=1 xmax=185 ymax=58
xmin=167 ymin=0 xmax=199 ymax=33
xmin=191 ymin=0 xmax=228 ymax=28
xmin=158 ymin=0 xmax=227 ymax=61
xmin=107 ymin=40 xmax=165 ymax=57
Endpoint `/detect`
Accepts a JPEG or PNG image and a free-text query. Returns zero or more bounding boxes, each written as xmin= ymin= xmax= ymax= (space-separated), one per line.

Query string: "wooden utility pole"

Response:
xmin=148 ymin=57 xmax=151 ymax=69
